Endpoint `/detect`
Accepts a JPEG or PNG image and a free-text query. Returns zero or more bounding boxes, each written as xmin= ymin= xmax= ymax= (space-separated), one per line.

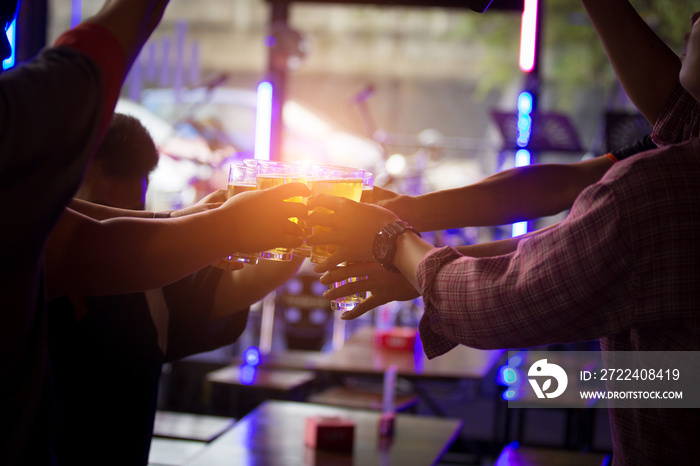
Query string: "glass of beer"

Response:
xmin=327 ymin=171 xmax=374 ymax=311
xmin=307 ymin=164 xmax=365 ymax=311
xmin=256 ymin=160 xmax=307 ymax=261
xmin=308 ymin=164 xmax=365 ymax=264
xmin=224 ymin=163 xmax=260 ymax=265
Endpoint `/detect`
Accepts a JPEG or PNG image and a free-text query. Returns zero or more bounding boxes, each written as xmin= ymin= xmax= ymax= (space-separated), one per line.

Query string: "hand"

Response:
xmin=171 ymin=189 xmax=227 ymax=218
xmin=197 ymin=189 xmax=228 ymax=205
xmin=306 ymin=193 xmax=399 ymax=273
xmin=210 ymin=258 xmax=246 ymax=272
xmin=223 ymin=182 xmax=310 ymax=253
xmin=374 ymin=186 xmax=416 ymax=226
xmin=320 ymin=261 xmax=419 ymax=320
xmin=373 ymin=186 xmax=405 ymax=206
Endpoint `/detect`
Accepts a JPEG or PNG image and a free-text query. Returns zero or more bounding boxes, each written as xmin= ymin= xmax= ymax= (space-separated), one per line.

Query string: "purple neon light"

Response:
xmin=254 ymin=81 xmax=273 ymax=161
xmin=519 ymin=0 xmax=538 ymax=72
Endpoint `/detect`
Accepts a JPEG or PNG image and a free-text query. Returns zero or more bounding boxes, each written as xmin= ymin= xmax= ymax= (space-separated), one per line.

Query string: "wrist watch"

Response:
xmin=372 ymin=221 xmax=421 ymax=273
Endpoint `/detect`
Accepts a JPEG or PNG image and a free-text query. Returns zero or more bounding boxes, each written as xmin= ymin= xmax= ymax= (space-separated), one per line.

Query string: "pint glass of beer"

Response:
xmin=256 ymin=160 xmax=307 ymax=261
xmin=224 ymin=163 xmax=260 ymax=264
xmin=308 ymin=164 xmax=366 ymax=311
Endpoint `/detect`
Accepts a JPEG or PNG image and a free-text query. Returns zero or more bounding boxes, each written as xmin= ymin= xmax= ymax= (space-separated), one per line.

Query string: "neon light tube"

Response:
xmin=254 ymin=81 xmax=273 ymax=161
xmin=2 ymin=18 xmax=15 ymax=70
xmin=512 ymin=149 xmax=531 ymax=237
xmin=519 ymin=0 xmax=538 ymax=72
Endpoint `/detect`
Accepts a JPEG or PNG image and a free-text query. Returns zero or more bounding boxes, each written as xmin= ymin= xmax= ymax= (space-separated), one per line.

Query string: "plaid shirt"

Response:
xmin=417 ymin=139 xmax=700 ymax=462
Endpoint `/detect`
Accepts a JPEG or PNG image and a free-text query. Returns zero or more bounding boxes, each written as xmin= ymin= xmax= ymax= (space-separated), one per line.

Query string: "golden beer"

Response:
xmin=308 ymin=177 xmax=363 ymax=264
xmin=256 ymin=174 xmax=307 ymax=261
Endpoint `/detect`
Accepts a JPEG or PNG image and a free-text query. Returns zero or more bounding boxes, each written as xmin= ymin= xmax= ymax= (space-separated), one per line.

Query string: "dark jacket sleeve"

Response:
xmin=162 ymin=266 xmax=250 ymax=362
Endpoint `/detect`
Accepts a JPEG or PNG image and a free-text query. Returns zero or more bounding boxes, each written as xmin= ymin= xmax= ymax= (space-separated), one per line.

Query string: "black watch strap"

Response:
xmin=373 ymin=221 xmax=421 ymax=273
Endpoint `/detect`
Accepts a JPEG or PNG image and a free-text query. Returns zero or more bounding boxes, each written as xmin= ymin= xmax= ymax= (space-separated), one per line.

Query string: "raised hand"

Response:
xmin=306 ymin=193 xmax=399 ymax=273
xmin=223 ymin=182 xmax=310 ymax=253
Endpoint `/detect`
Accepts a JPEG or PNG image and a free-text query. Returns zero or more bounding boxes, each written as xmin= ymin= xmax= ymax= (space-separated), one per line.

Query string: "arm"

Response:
xmin=68 ymin=189 xmax=226 ymax=220
xmin=377 ymin=156 xmax=612 ymax=230
xmin=580 ymin=0 xmax=681 ymax=125
xmin=308 ymin=184 xmax=637 ymax=356
xmin=319 ymin=225 xmax=561 ymax=320
xmin=46 ymin=183 xmax=309 ymax=298
xmin=210 ymin=258 xmax=304 ymax=320
xmin=162 ymin=258 xmax=303 ymax=360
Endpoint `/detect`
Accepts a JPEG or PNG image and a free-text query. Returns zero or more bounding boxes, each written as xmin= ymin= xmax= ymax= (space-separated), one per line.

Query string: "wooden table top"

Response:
xmin=206 ymin=365 xmax=316 ymax=391
xmin=184 ymin=400 xmax=464 ymax=466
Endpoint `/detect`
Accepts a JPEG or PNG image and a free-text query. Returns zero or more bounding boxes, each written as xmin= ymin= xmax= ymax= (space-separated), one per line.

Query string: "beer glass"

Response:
xmin=328 ymin=172 xmax=373 ymax=311
xmin=307 ymin=164 xmax=365 ymax=311
xmin=308 ymin=164 xmax=365 ymax=264
xmin=224 ymin=163 xmax=260 ymax=264
xmin=256 ymin=160 xmax=306 ymax=261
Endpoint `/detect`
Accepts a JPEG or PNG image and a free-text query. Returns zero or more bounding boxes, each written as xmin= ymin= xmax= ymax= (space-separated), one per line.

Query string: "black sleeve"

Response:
xmin=162 ymin=267 xmax=250 ymax=362
xmin=611 ymin=133 xmax=656 ymax=161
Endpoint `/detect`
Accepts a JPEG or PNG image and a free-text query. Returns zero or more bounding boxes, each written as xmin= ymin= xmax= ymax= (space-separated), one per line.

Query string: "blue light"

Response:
xmin=515 ymin=149 xmax=531 ymax=167
xmin=518 ymin=91 xmax=533 ymax=115
xmin=239 ymin=364 xmax=257 ymax=385
xmin=508 ymin=352 xmax=524 ymax=367
xmin=502 ymin=388 xmax=520 ymax=401
xmin=244 ymin=346 xmax=261 ymax=366
xmin=3 ymin=16 xmax=16 ymax=70
xmin=496 ymin=366 xmax=520 ymax=386
xmin=512 ymin=221 xmax=528 ymax=237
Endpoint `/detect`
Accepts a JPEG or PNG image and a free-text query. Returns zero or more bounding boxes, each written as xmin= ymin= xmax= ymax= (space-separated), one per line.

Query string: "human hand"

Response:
xmin=170 ymin=189 xmax=227 ymax=218
xmin=319 ymin=261 xmax=419 ymax=320
xmin=373 ymin=186 xmax=404 ymax=205
xmin=210 ymin=258 xmax=246 ymax=272
xmin=222 ymin=182 xmax=310 ymax=253
xmin=306 ymin=193 xmax=399 ymax=273
xmin=374 ymin=186 xmax=417 ymax=225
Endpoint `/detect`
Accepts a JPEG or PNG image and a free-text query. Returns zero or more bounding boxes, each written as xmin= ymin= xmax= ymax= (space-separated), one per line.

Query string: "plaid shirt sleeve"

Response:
xmin=417 ymin=144 xmax=700 ymax=360
xmin=417 ymin=178 xmax=636 ymax=359
xmin=652 ymin=84 xmax=700 ymax=147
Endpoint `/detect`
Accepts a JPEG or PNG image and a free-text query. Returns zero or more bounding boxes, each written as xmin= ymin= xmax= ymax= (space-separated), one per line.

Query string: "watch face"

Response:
xmin=373 ymin=232 xmax=390 ymax=260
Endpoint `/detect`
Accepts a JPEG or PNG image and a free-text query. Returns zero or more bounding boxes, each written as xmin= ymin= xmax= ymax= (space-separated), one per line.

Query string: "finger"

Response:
xmin=322 ymin=278 xmax=370 ymax=301
xmin=281 ymin=201 xmax=309 ymax=220
xmin=278 ymin=220 xmax=306 ymax=237
xmin=306 ymin=211 xmax=337 ymax=230
xmin=341 ymin=296 xmax=382 ymax=320
xmin=211 ymin=259 xmax=246 ymax=272
xmin=313 ymin=252 xmax=349 ymax=274
xmin=320 ymin=265 xmax=370 ymax=285
xmin=306 ymin=193 xmax=344 ymax=210
xmin=270 ymin=182 xmax=311 ymax=199
xmin=304 ymin=234 xmax=338 ymax=249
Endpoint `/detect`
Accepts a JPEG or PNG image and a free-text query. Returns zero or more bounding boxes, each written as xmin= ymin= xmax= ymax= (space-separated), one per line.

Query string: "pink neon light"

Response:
xmin=519 ymin=0 xmax=538 ymax=72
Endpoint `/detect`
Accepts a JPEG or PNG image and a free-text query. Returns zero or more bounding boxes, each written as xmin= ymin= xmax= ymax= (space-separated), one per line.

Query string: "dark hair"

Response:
xmin=96 ymin=113 xmax=159 ymax=178
xmin=1 ymin=0 xmax=19 ymax=30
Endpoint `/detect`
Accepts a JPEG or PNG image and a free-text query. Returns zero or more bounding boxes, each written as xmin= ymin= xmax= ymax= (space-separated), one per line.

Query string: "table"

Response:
xmin=206 ymin=366 xmax=317 ymax=417
xmin=257 ymin=327 xmax=503 ymax=417
xmin=313 ymin=327 xmax=504 ymax=381
xmin=184 ymin=400 xmax=464 ymax=465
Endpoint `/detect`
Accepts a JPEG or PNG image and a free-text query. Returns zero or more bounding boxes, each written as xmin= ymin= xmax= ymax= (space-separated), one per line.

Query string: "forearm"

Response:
xmin=210 ymin=259 xmax=303 ymax=319
xmin=387 ymin=159 xmax=610 ymax=230
xmin=69 ymin=198 xmax=155 ymax=220
xmin=85 ymin=0 xmax=169 ymax=69
xmin=581 ymin=0 xmax=681 ymax=124
xmin=47 ymin=209 xmax=231 ymax=297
